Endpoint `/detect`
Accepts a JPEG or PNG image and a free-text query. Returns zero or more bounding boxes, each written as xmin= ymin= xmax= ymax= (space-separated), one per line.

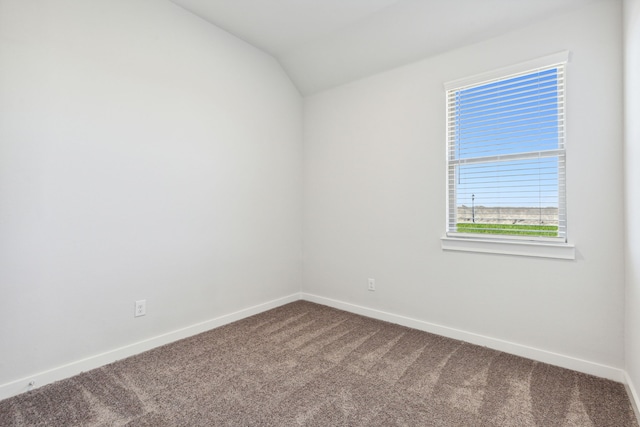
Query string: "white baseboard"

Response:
xmin=625 ymin=371 xmax=640 ymax=424
xmin=2 ymin=292 xmax=631 ymax=406
xmin=301 ymin=293 xmax=625 ymax=383
xmin=0 ymin=293 xmax=301 ymax=401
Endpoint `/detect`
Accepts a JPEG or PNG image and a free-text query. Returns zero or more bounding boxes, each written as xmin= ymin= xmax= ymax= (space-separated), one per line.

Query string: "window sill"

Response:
xmin=441 ymin=236 xmax=575 ymax=260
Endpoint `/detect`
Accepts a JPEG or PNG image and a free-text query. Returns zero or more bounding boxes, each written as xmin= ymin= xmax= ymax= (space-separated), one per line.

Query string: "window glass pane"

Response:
xmin=454 ymin=158 xmax=559 ymax=237
xmin=451 ymin=69 xmax=560 ymax=159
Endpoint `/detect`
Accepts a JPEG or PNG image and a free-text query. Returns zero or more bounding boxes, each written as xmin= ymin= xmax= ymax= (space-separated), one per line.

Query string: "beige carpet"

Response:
xmin=0 ymin=301 xmax=637 ymax=426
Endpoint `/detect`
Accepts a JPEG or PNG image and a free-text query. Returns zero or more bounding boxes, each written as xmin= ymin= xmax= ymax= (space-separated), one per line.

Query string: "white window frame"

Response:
xmin=441 ymin=52 xmax=575 ymax=260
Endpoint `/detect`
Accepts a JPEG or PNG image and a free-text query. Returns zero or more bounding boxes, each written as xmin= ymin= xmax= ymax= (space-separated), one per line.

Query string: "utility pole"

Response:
xmin=472 ymin=194 xmax=475 ymax=223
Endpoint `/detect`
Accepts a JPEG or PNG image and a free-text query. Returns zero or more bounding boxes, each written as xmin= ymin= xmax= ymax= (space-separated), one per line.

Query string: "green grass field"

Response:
xmin=456 ymin=223 xmax=558 ymax=237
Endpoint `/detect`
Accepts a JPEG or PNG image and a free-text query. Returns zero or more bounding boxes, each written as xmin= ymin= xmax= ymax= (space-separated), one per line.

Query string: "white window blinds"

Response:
xmin=446 ymin=57 xmax=567 ymax=242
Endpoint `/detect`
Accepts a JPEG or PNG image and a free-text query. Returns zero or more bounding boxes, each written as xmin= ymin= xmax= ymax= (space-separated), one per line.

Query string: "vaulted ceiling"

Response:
xmin=170 ymin=0 xmax=604 ymax=95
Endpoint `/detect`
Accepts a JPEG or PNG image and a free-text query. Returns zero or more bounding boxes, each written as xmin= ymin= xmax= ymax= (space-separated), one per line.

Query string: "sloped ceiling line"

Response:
xmin=170 ymin=0 xmax=604 ymax=95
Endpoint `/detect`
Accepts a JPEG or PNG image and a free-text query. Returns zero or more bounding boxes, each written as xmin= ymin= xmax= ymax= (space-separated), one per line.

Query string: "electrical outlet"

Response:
xmin=368 ymin=278 xmax=375 ymax=291
xmin=135 ymin=300 xmax=146 ymax=317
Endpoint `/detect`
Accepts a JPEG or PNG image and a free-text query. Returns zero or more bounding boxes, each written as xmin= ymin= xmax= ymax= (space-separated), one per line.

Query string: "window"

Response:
xmin=445 ymin=54 xmax=569 ymax=252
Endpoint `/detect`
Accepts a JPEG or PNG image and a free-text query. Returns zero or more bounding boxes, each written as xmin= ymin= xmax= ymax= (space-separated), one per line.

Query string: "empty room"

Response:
xmin=1 ymin=0 xmax=640 ymax=425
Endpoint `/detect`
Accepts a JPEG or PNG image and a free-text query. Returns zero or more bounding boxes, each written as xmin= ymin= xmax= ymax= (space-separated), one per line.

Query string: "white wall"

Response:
xmin=304 ymin=0 xmax=625 ymax=371
xmin=625 ymin=0 xmax=640 ymax=411
xmin=0 ymin=0 xmax=302 ymax=390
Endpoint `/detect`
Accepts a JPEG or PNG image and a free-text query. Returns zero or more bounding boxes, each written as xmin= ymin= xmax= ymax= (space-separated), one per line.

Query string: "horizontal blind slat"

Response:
xmin=452 ymin=84 xmax=563 ymax=112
